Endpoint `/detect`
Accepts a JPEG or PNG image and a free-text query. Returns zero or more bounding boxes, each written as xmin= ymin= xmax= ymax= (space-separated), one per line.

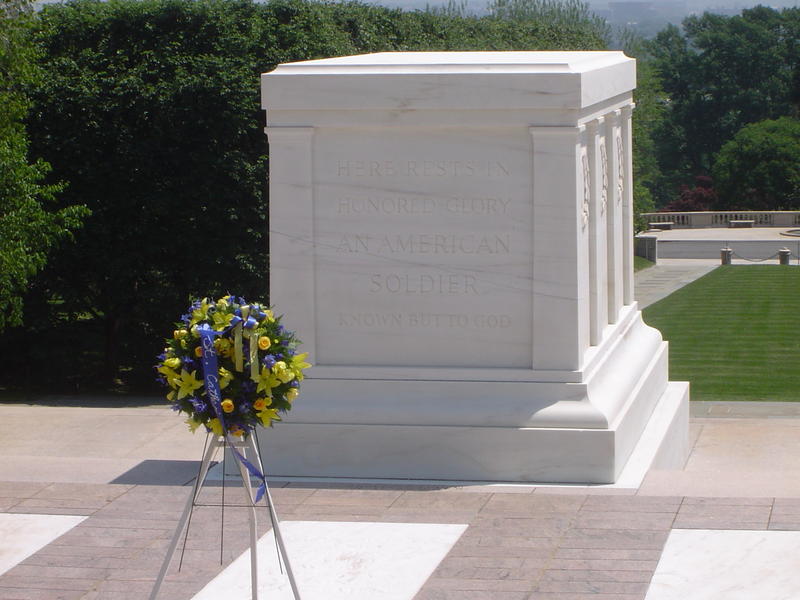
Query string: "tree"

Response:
xmin=486 ymin=0 xmax=611 ymax=46
xmin=620 ymin=30 xmax=664 ymax=222
xmin=0 ymin=0 xmax=87 ymax=332
xmin=663 ymin=176 xmax=717 ymax=212
xmin=25 ymin=0 xmax=273 ymax=384
xmin=712 ymin=117 xmax=800 ymax=210
xmin=649 ymin=7 xmax=800 ymax=194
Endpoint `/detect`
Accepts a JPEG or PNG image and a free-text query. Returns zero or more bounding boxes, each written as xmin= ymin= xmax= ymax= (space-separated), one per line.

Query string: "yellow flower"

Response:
xmin=256 ymin=366 xmax=279 ymax=395
xmin=164 ymin=357 xmax=181 ymax=369
xmin=157 ymin=364 xmax=177 ymax=382
xmin=186 ymin=417 xmax=203 ymax=432
xmin=173 ymin=329 xmax=188 ymax=340
xmin=218 ymin=367 xmax=233 ymax=389
xmin=176 ymin=369 xmax=204 ymax=400
xmin=214 ymin=338 xmax=233 ymax=357
xmin=167 ymin=390 xmax=176 ymax=402
xmin=229 ymin=424 xmax=244 ymax=437
xmin=207 ymin=418 xmax=224 ymax=436
xmin=221 ymin=399 xmax=235 ymax=413
xmin=216 ymin=296 xmax=229 ymax=310
xmin=273 ymin=361 xmax=294 ymax=384
xmin=257 ymin=408 xmax=281 ymax=427
xmin=194 ymin=346 xmax=203 ymax=358
xmin=265 ymin=309 xmax=275 ymax=323
xmin=212 ymin=311 xmax=234 ymax=331
xmin=290 ymin=353 xmax=311 ymax=381
xmin=285 ymin=388 xmax=299 ymax=402
xmin=253 ymin=398 xmax=271 ymax=411
xmin=258 ymin=336 xmax=271 ymax=351
xmin=190 ymin=299 xmax=210 ymax=326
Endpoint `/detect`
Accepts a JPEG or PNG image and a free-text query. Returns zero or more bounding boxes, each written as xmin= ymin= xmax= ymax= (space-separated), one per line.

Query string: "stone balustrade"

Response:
xmin=642 ymin=211 xmax=800 ymax=228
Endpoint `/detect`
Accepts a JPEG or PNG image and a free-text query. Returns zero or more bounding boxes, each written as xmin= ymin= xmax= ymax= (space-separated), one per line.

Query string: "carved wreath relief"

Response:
xmin=600 ymin=142 xmax=608 ymax=216
xmin=616 ymin=134 xmax=624 ymax=204
xmin=581 ymin=152 xmax=590 ymax=229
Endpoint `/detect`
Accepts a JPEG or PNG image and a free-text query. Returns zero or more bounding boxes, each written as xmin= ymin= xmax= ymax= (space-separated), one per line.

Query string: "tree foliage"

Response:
xmin=712 ymin=117 xmax=800 ymax=210
xmin=648 ymin=6 xmax=800 ymax=195
xmin=662 ymin=176 xmax=717 ymax=212
xmin=487 ymin=0 xmax=611 ymax=45
xmin=620 ymin=31 xmax=663 ymax=223
xmin=0 ymin=0 xmax=87 ymax=333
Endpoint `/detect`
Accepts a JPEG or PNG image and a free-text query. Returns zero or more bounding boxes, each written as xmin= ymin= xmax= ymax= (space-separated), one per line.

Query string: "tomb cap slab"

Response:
xmin=262 ymin=51 xmax=635 ymax=112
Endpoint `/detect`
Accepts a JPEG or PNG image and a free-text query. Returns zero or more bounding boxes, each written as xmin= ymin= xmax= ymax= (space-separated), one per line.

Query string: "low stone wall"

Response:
xmin=642 ymin=211 xmax=800 ymax=229
xmin=657 ymin=239 xmax=798 ymax=261
xmin=635 ymin=235 xmax=658 ymax=262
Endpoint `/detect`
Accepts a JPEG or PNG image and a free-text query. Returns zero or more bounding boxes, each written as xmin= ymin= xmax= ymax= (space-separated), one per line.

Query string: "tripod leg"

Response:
xmin=149 ymin=436 xmax=221 ymax=600
xmin=262 ymin=482 xmax=303 ymax=600
xmin=248 ymin=437 xmax=302 ymax=600
xmin=232 ymin=437 xmax=260 ymax=600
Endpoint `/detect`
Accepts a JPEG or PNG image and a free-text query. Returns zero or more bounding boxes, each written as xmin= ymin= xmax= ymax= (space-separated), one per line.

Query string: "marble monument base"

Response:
xmin=257 ymin=384 xmax=687 ymax=484
xmin=258 ymin=308 xmax=689 ymax=484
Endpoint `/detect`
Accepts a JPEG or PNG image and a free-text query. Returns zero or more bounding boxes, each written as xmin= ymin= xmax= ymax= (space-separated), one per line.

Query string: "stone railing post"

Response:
xmin=721 ymin=247 xmax=733 ymax=265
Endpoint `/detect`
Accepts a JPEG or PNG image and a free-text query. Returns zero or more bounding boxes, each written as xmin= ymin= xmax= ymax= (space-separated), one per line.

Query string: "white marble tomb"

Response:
xmin=259 ymin=51 xmax=689 ymax=483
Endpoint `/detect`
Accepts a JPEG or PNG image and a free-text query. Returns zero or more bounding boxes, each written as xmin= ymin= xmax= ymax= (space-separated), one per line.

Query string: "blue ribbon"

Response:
xmin=197 ymin=324 xmax=225 ymax=428
xmin=197 ymin=320 xmax=268 ymax=504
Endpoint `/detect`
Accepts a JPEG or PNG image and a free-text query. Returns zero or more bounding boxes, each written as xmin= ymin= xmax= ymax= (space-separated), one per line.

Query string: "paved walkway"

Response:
xmin=633 ymin=259 xmax=716 ymax=309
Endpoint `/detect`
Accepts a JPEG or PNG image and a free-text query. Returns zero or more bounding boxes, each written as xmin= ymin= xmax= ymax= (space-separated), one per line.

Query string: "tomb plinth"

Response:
xmin=260 ymin=52 xmax=689 ymax=483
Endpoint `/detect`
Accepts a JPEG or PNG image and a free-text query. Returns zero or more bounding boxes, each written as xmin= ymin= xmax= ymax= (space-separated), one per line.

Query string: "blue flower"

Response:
xmin=277 ymin=325 xmax=285 ymax=334
xmin=190 ymin=397 xmax=208 ymax=413
xmin=262 ymin=354 xmax=276 ymax=368
xmin=182 ymin=357 xmax=196 ymax=371
xmin=241 ymin=380 xmax=255 ymax=394
xmin=239 ymin=402 xmax=252 ymax=414
xmin=290 ymin=380 xmax=299 ymax=388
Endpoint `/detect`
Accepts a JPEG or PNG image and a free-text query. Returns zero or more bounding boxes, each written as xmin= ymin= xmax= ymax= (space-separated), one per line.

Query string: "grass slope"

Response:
xmin=634 ymin=256 xmax=654 ymax=272
xmin=642 ymin=266 xmax=800 ymax=402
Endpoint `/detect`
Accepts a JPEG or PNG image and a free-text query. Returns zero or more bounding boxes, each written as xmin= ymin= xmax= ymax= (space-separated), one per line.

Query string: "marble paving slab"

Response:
xmin=0 ymin=513 xmax=87 ymax=576
xmin=646 ymin=529 xmax=800 ymax=600
xmin=192 ymin=520 xmax=467 ymax=599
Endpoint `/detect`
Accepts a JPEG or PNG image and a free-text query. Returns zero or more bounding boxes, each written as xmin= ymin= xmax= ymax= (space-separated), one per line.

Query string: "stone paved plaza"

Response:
xmin=2 ymin=398 xmax=800 ymax=599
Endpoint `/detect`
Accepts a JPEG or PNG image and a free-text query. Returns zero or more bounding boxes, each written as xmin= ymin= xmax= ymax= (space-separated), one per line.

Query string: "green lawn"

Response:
xmin=642 ymin=266 xmax=800 ymax=402
xmin=634 ymin=256 xmax=654 ymax=272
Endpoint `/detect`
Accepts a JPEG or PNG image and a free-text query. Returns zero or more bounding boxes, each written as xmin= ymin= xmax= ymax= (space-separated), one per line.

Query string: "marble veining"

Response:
xmin=191 ymin=521 xmax=467 ymax=600
xmin=0 ymin=513 xmax=87 ymax=576
xmin=646 ymin=529 xmax=800 ymax=600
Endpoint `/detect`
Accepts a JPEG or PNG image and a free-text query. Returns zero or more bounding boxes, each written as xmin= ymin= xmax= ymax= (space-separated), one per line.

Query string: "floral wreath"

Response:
xmin=156 ymin=295 xmax=310 ymax=438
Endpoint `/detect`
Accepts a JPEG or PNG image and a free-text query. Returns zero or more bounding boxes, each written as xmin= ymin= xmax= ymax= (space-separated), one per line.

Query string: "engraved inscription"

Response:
xmin=335 ymin=197 xmax=512 ymax=216
xmin=314 ymin=128 xmax=532 ymax=367
xmin=336 ymin=234 xmax=511 ymax=255
xmin=338 ymin=311 xmax=512 ymax=329
xmin=368 ymin=273 xmax=478 ymax=295
xmin=337 ymin=160 xmax=510 ymax=177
